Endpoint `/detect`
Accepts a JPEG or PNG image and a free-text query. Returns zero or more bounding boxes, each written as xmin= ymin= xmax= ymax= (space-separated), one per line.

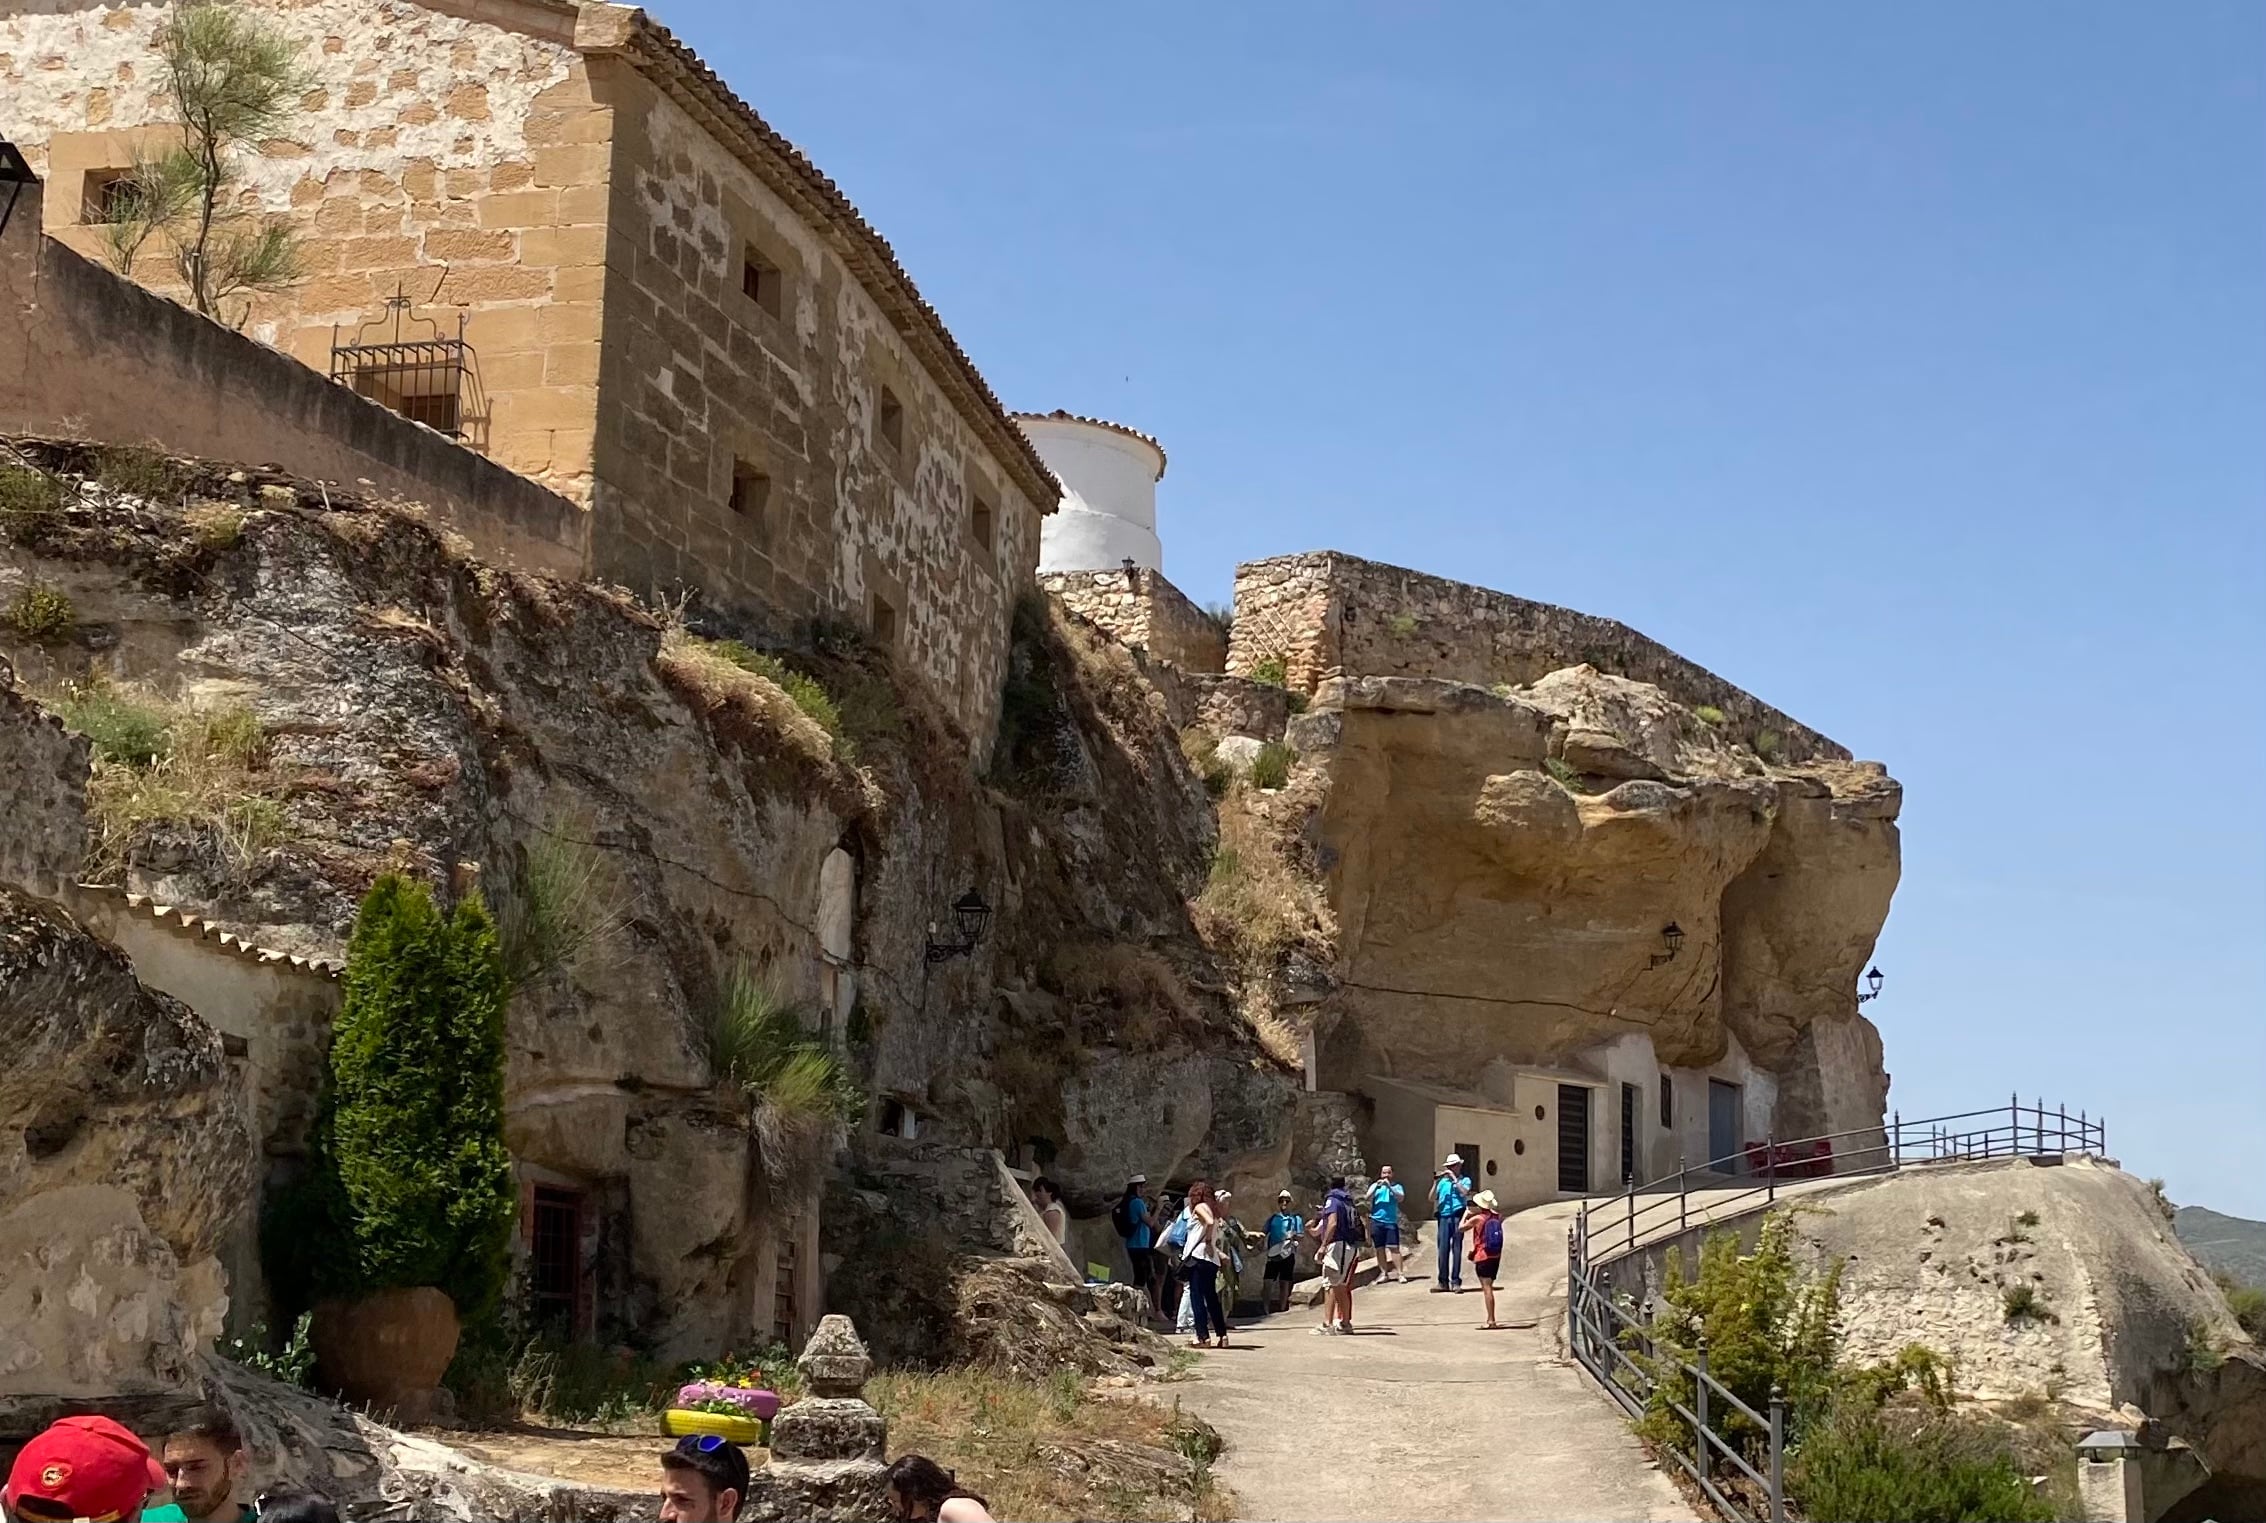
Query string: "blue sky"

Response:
xmin=657 ymin=3 xmax=2266 ymax=1216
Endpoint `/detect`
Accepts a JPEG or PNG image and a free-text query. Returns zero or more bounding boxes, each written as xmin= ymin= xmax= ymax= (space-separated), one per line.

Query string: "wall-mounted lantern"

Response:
xmin=1649 ymin=922 xmax=1685 ymax=969
xmin=924 ymin=889 xmax=992 ymax=964
xmin=1857 ymin=966 xmax=1885 ymax=1004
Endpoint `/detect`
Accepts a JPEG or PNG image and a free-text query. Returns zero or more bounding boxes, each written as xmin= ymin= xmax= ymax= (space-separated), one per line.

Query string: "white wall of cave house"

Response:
xmin=1360 ymin=1032 xmax=1784 ymax=1213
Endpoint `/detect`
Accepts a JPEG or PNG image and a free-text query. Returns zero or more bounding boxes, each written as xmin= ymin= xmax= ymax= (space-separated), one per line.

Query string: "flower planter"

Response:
xmin=661 ymin=1408 xmax=769 ymax=1447
xmin=309 ymin=1286 xmax=460 ymax=1424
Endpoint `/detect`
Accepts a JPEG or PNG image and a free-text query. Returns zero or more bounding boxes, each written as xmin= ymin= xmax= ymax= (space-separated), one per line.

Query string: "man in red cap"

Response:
xmin=5 ymin=1414 xmax=169 ymax=1521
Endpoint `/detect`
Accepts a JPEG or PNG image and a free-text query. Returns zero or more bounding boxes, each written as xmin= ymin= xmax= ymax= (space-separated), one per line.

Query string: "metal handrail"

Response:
xmin=1564 ymin=1095 xmax=2107 ymax=1523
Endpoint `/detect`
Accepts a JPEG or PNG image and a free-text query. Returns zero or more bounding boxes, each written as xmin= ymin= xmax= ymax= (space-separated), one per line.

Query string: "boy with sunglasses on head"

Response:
xmin=658 ymin=1434 xmax=750 ymax=1523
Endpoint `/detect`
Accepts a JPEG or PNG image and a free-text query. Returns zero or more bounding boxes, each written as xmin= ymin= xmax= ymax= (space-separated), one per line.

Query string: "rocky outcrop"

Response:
xmin=1296 ymin=667 xmax=1898 ymax=1144
xmin=0 ymin=885 xmax=251 ymax=1411
xmin=1790 ymin=1158 xmax=2266 ymax=1521
xmin=1 ymin=438 xmax=1303 ymax=1364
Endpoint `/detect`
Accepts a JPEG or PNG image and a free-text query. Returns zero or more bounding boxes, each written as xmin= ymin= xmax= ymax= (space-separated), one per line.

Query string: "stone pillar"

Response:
xmin=755 ymin=1314 xmax=889 ymax=1521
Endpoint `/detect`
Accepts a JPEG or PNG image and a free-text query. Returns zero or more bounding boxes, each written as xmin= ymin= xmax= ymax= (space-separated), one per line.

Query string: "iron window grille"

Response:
xmin=330 ymin=286 xmax=485 ymax=448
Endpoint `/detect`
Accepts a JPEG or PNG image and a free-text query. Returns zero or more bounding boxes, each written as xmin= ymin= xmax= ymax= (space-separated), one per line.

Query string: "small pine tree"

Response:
xmin=284 ymin=875 xmax=515 ymax=1317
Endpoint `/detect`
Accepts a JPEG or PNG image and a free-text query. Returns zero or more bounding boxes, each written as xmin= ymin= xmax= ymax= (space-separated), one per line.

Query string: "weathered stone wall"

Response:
xmin=588 ymin=61 xmax=1042 ymax=753
xmin=0 ymin=180 xmax=589 ymax=576
xmin=0 ymin=662 xmax=90 ymax=892
xmin=1229 ymin=552 xmax=1845 ymax=763
xmin=1042 ymin=566 xmax=1226 ymax=673
xmin=0 ymin=0 xmax=607 ymax=503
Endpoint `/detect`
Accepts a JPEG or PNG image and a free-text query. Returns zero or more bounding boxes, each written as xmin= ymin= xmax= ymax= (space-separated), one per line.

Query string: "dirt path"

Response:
xmin=1165 ymin=1203 xmax=1696 ymax=1522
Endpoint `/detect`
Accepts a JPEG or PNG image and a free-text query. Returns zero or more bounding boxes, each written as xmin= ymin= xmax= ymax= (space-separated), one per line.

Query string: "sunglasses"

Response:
xmin=676 ymin=1434 xmax=731 ymax=1456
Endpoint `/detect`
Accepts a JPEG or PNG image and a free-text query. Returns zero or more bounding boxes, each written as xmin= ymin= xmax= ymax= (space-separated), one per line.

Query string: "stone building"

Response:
xmin=0 ymin=0 xmax=1056 ymax=757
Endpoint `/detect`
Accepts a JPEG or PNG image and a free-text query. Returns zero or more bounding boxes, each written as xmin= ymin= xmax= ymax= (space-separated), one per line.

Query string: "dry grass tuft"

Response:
xmin=869 ymin=1367 xmax=1233 ymax=1522
xmin=656 ymin=625 xmax=837 ymax=769
xmin=39 ymin=677 xmax=288 ymax=880
xmin=1047 ymin=942 xmax=1200 ymax=1047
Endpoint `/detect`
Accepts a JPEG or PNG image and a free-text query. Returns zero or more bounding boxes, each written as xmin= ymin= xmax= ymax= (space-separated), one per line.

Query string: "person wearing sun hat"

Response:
xmin=1430 ymin=1151 xmax=1473 ymax=1291
xmin=1461 ymin=1189 xmax=1507 ymax=1329
xmin=5 ymin=1413 xmax=171 ymax=1522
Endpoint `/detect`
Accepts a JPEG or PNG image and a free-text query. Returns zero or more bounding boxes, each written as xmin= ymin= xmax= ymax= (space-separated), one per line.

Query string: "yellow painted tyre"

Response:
xmin=661 ymin=1408 xmax=767 ymax=1446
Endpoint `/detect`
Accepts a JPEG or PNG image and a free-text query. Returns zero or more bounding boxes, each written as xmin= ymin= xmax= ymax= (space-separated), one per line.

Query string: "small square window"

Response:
xmin=741 ymin=245 xmax=781 ymax=319
xmin=82 ymin=168 xmax=136 ymax=225
xmin=871 ymin=593 xmax=898 ymax=647
xmin=877 ymin=387 xmax=903 ymax=456
xmin=728 ymin=459 xmax=770 ymax=520
xmin=971 ymin=493 xmax=995 ymax=553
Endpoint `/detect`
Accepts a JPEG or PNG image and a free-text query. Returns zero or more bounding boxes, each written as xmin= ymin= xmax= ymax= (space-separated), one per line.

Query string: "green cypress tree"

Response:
xmin=310 ymin=874 xmax=514 ymax=1316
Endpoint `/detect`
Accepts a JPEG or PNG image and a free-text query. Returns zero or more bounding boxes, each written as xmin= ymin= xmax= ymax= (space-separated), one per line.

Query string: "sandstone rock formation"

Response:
xmin=0 ymin=884 xmax=251 ymax=1414
xmin=1295 ymin=666 xmax=1898 ymax=1154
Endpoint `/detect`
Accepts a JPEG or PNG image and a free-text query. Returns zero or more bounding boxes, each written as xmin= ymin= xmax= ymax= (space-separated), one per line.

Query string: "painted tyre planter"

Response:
xmin=661 ymin=1408 xmax=768 ymax=1446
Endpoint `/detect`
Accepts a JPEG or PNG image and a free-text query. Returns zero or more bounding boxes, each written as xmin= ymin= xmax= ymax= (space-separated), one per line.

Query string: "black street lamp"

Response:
xmin=1857 ymin=966 xmax=1885 ymax=1004
xmin=925 ymin=889 xmax=992 ymax=964
xmin=1650 ymin=922 xmax=1685 ymax=969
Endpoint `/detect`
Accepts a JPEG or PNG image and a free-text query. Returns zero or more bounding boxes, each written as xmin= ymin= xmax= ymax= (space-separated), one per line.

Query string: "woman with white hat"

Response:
xmin=1461 ymin=1189 xmax=1506 ymax=1329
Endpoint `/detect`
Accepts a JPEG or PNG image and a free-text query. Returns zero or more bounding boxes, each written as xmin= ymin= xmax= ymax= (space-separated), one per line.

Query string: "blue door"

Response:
xmin=1708 ymin=1080 xmax=1743 ymax=1174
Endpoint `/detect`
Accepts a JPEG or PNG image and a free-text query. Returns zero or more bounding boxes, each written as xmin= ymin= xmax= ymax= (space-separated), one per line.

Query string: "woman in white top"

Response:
xmin=1180 ymin=1179 xmax=1231 ymax=1347
xmin=1030 ymin=1176 xmax=1068 ymax=1246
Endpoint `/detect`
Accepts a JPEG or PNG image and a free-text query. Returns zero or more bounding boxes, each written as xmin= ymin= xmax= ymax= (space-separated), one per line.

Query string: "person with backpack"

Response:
xmin=1366 ymin=1164 xmax=1408 ymax=1282
xmin=1309 ymin=1175 xmax=1363 ymax=1335
xmin=1112 ymin=1175 xmax=1161 ymax=1321
xmin=1430 ymin=1153 xmax=1472 ymax=1292
xmin=1461 ymin=1189 xmax=1506 ymax=1329
xmin=1262 ymin=1190 xmax=1305 ymax=1313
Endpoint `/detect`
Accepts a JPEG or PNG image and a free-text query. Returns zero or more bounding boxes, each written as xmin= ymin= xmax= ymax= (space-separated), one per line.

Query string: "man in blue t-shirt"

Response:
xmin=1263 ymin=1190 xmax=1305 ymax=1312
xmin=1431 ymin=1153 xmax=1472 ymax=1291
xmin=1366 ymin=1164 xmax=1408 ymax=1282
xmin=1114 ymin=1174 xmax=1162 ymax=1321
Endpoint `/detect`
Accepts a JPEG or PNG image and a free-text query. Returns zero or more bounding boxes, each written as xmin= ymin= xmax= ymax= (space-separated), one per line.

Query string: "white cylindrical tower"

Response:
xmin=1014 ymin=410 xmax=1169 ymax=575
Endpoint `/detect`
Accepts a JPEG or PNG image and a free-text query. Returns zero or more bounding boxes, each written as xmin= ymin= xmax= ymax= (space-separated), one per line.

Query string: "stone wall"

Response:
xmin=1229 ymin=552 xmax=1845 ymax=763
xmin=0 ymin=180 xmax=589 ymax=576
xmin=1 ymin=0 xmax=1056 ymax=759
xmin=1041 ymin=566 xmax=1226 ymax=674
xmin=584 ymin=58 xmax=1042 ymax=753
xmin=0 ymin=0 xmax=608 ymax=504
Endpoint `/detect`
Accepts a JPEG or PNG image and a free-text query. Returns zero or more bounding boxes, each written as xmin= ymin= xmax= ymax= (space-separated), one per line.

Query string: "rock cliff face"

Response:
xmin=1291 ymin=664 xmax=1898 ymax=1170
xmin=0 ymin=883 xmax=251 ymax=1408
xmin=0 ymin=439 xmax=1302 ymax=1364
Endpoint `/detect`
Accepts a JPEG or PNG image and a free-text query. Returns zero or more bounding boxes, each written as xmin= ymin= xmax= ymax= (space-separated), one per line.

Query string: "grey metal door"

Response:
xmin=1708 ymin=1079 xmax=1743 ymax=1173
xmin=1557 ymin=1085 xmax=1591 ymax=1192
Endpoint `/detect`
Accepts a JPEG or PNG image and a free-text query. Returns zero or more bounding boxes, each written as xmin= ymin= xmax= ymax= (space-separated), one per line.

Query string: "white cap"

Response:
xmin=1127 ymin=1173 xmax=1147 ymax=1184
xmin=1218 ymin=1189 xmax=1233 ymax=1201
xmin=1278 ymin=1189 xmax=1294 ymax=1199
xmin=1444 ymin=1152 xmax=1463 ymax=1166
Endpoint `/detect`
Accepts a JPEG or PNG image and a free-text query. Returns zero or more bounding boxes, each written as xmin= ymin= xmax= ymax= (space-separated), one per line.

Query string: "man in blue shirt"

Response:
xmin=1366 ymin=1164 xmax=1408 ymax=1282
xmin=1113 ymin=1175 xmax=1161 ymax=1322
xmin=1262 ymin=1190 xmax=1305 ymax=1312
xmin=1431 ymin=1153 xmax=1472 ymax=1291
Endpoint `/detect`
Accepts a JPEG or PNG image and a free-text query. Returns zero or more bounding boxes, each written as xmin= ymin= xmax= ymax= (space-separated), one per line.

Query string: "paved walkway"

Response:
xmin=1166 ymin=1202 xmax=1696 ymax=1522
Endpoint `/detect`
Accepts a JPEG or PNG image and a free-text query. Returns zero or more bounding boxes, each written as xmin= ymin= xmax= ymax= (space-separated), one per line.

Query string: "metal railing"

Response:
xmin=1565 ymin=1096 xmax=2106 ymax=1522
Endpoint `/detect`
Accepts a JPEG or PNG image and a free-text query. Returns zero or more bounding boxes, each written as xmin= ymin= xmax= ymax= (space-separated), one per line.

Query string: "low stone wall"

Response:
xmin=1228 ymin=551 xmax=1845 ymax=762
xmin=1042 ymin=566 xmax=1226 ymax=674
xmin=0 ymin=180 xmax=588 ymax=579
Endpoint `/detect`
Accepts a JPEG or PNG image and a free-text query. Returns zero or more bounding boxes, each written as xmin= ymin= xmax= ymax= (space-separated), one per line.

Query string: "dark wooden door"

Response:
xmin=1557 ymin=1085 xmax=1591 ymax=1193
xmin=1620 ymin=1082 xmax=1640 ymax=1185
xmin=1709 ymin=1079 xmax=1743 ymax=1173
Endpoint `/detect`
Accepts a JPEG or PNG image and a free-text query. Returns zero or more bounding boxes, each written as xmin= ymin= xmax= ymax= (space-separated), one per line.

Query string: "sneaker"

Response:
xmin=1311 ymin=1323 xmax=1337 ymax=1336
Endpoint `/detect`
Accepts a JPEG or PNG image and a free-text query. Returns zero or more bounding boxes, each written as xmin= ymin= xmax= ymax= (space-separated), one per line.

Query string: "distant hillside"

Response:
xmin=2176 ymin=1205 xmax=2266 ymax=1286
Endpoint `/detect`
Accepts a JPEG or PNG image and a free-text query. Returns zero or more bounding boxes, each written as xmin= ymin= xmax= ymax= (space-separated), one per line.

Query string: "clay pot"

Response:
xmin=310 ymin=1286 xmax=460 ymax=1423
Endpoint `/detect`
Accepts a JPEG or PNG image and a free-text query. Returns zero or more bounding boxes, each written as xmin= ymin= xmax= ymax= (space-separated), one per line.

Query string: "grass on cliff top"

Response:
xmin=1193 ymin=792 xmax=1326 ymax=1068
xmin=39 ymin=676 xmax=286 ymax=880
xmin=657 ymin=626 xmax=841 ymax=768
xmin=870 ymin=1368 xmax=1233 ymax=1522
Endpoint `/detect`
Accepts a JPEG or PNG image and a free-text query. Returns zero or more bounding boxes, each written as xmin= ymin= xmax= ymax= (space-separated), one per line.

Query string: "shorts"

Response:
xmin=1264 ymin=1255 xmax=1297 ymax=1282
xmin=1474 ymin=1258 xmax=1499 ymax=1283
xmin=1129 ymin=1247 xmax=1157 ymax=1288
xmin=1370 ymin=1223 xmax=1401 ymax=1248
xmin=1320 ymin=1241 xmax=1356 ymax=1286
